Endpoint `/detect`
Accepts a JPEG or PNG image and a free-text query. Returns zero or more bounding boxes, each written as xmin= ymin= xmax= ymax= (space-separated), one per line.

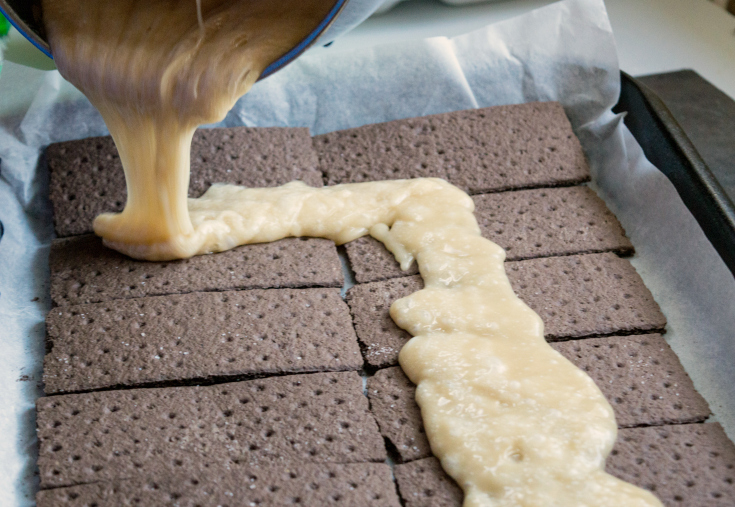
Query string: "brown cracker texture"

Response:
xmin=552 ymin=334 xmax=710 ymax=428
xmin=367 ymin=367 xmax=429 ymax=462
xmin=48 ymin=127 xmax=323 ymax=237
xmin=607 ymin=423 xmax=735 ymax=506
xmin=367 ymin=333 xmax=708 ymax=462
xmin=314 ymin=102 xmax=590 ymax=192
xmin=50 ymin=235 xmax=342 ymax=306
xmin=347 ymin=253 xmax=666 ymax=368
xmin=37 ymin=462 xmax=401 ymax=507
xmin=393 ymin=424 xmax=735 ymax=507
xmin=44 ymin=288 xmax=362 ymax=394
xmin=346 ymin=186 xmax=633 ymax=283
xmin=394 ymin=458 xmax=464 ymax=507
xmin=507 ymin=252 xmax=667 ymax=340
xmin=37 ymin=371 xmax=386 ymax=488
xmin=347 ymin=276 xmax=423 ymax=368
xmin=188 ymin=127 xmax=322 ymax=195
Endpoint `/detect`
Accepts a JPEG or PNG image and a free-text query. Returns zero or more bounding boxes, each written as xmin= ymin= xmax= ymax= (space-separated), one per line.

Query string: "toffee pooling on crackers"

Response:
xmin=394 ymin=424 xmax=735 ymax=507
xmin=47 ymin=102 xmax=592 ymax=241
xmin=48 ymin=127 xmax=323 ymax=238
xmin=347 ymin=253 xmax=667 ymax=369
xmin=368 ymin=334 xmax=710 ymax=463
xmin=345 ymin=186 xmax=634 ymax=283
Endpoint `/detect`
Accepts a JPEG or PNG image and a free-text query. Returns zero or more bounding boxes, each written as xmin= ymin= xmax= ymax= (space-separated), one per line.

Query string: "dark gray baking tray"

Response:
xmin=614 ymin=71 xmax=735 ymax=277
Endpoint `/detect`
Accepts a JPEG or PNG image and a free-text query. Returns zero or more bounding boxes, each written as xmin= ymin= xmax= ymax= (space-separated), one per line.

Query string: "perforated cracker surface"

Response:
xmin=394 ymin=458 xmax=463 ymax=507
xmin=45 ymin=288 xmax=362 ymax=394
xmin=37 ymin=371 xmax=386 ymax=488
xmin=347 ymin=253 xmax=666 ymax=368
xmin=367 ymin=367 xmax=429 ymax=462
xmin=347 ymin=276 xmax=423 ymax=368
xmin=48 ymin=127 xmax=323 ymax=237
xmin=50 ymin=235 xmax=343 ymax=306
xmin=188 ymin=127 xmax=322 ymax=195
xmin=37 ymin=462 xmax=401 ymax=506
xmin=508 ymin=252 xmax=667 ymax=340
xmin=607 ymin=423 xmax=735 ymax=506
xmin=552 ymin=334 xmax=710 ymax=427
xmin=315 ymin=102 xmax=590 ymax=192
xmin=345 ymin=186 xmax=633 ymax=283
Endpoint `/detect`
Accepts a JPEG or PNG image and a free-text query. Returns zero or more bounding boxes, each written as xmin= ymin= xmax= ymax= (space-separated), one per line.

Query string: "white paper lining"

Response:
xmin=1 ymin=0 xmax=734 ymax=504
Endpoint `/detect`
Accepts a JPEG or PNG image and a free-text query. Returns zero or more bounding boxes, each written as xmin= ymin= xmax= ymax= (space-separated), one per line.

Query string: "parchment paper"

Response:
xmin=2 ymin=0 xmax=734 ymax=504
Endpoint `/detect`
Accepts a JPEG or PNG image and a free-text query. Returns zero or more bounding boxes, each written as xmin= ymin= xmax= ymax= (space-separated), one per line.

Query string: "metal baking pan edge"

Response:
xmin=613 ymin=71 xmax=735 ymax=277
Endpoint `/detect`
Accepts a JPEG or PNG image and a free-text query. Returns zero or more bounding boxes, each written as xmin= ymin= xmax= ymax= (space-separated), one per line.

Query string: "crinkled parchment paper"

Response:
xmin=1 ymin=0 xmax=734 ymax=504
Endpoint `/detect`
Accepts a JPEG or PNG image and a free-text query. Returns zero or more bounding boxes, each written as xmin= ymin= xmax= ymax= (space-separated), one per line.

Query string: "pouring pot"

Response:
xmin=0 ymin=0 xmax=381 ymax=79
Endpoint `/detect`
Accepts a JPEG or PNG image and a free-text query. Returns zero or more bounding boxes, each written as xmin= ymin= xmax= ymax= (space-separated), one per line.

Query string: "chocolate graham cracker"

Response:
xmin=348 ymin=253 xmax=666 ymax=368
xmin=188 ymin=127 xmax=322 ymax=194
xmin=368 ymin=334 xmax=706 ymax=462
xmin=346 ymin=186 xmax=634 ymax=283
xmin=606 ymin=423 xmax=735 ymax=506
xmin=394 ymin=458 xmax=464 ymax=507
xmin=347 ymin=276 xmax=423 ymax=369
xmin=37 ymin=462 xmax=401 ymax=507
xmin=50 ymin=235 xmax=342 ymax=307
xmin=37 ymin=371 xmax=386 ymax=489
xmin=48 ymin=127 xmax=323 ymax=237
xmin=508 ymin=253 xmax=667 ymax=339
xmin=394 ymin=424 xmax=735 ymax=506
xmin=44 ymin=288 xmax=362 ymax=394
xmin=552 ymin=334 xmax=710 ymax=428
xmin=367 ymin=366 xmax=430 ymax=462
xmin=314 ymin=102 xmax=590 ymax=193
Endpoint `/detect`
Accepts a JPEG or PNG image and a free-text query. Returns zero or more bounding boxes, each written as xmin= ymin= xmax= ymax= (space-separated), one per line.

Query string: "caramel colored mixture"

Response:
xmin=43 ymin=0 xmax=336 ymax=258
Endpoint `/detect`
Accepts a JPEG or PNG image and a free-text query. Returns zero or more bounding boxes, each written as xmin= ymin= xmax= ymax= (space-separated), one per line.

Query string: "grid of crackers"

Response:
xmin=37 ymin=102 xmax=735 ymax=506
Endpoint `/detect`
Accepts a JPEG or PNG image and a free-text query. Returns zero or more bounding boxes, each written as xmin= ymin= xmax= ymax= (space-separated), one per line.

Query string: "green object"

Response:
xmin=1 ymin=12 xmax=8 ymax=76
xmin=0 ymin=12 xmax=10 ymax=38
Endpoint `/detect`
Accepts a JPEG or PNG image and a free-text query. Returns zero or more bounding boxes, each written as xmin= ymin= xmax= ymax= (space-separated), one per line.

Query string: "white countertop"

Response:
xmin=313 ymin=0 xmax=735 ymax=99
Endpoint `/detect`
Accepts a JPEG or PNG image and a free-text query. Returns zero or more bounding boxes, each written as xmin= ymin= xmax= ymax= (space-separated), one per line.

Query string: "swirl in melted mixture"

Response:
xmin=42 ymin=2 xmax=663 ymax=505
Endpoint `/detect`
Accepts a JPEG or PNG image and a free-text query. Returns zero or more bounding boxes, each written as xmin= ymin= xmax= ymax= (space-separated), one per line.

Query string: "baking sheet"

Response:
xmin=2 ymin=0 xmax=735 ymax=504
